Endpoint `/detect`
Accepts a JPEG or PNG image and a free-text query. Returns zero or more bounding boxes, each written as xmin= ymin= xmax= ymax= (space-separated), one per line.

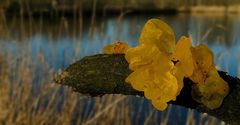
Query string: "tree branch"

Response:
xmin=54 ymin=54 xmax=240 ymax=125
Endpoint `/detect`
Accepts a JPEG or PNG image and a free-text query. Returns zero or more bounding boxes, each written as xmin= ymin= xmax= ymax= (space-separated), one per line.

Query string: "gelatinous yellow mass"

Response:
xmin=189 ymin=44 xmax=229 ymax=109
xmin=139 ymin=19 xmax=176 ymax=53
xmin=192 ymin=68 xmax=229 ymax=109
xmin=125 ymin=44 xmax=173 ymax=71
xmin=150 ymin=71 xmax=178 ymax=110
xmin=190 ymin=44 xmax=214 ymax=84
xmin=171 ymin=67 xmax=185 ymax=96
xmin=125 ymin=19 xmax=193 ymax=110
xmin=125 ymin=43 xmax=178 ymax=110
xmin=172 ymin=36 xmax=194 ymax=77
xmin=171 ymin=36 xmax=194 ymax=95
xmin=126 ymin=68 xmax=150 ymax=91
xmin=100 ymin=18 xmax=230 ymax=111
xmin=103 ymin=41 xmax=129 ymax=54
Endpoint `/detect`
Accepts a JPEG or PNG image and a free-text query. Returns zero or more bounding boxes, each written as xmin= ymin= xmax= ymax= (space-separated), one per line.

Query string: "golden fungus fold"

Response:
xmin=192 ymin=68 xmax=229 ymax=109
xmin=103 ymin=18 xmax=229 ymax=111
xmin=190 ymin=44 xmax=214 ymax=84
xmin=139 ymin=19 xmax=176 ymax=53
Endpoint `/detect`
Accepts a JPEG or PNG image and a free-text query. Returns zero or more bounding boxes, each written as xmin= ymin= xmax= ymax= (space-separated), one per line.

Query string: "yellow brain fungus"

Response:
xmin=125 ymin=44 xmax=178 ymax=110
xmin=192 ymin=68 xmax=229 ymax=109
xmin=190 ymin=44 xmax=214 ymax=84
xmin=103 ymin=18 xmax=229 ymax=110
xmin=172 ymin=36 xmax=194 ymax=77
xmin=171 ymin=36 xmax=194 ymax=95
xmin=125 ymin=19 xmax=194 ymax=110
xmin=125 ymin=44 xmax=173 ymax=71
xmin=103 ymin=41 xmax=129 ymax=54
xmin=190 ymin=45 xmax=229 ymax=109
xmin=139 ymin=19 xmax=176 ymax=53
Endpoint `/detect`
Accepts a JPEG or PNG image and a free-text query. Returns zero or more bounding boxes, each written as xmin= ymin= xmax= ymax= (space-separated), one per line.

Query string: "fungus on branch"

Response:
xmin=55 ymin=54 xmax=240 ymax=125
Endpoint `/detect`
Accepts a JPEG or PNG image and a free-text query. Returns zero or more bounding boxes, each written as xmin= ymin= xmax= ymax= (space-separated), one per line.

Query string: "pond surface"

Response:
xmin=0 ymin=13 xmax=239 ymax=124
xmin=1 ymin=13 xmax=239 ymax=76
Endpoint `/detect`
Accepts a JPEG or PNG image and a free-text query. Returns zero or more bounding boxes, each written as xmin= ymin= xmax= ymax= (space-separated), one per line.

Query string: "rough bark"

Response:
xmin=54 ymin=54 xmax=240 ymax=125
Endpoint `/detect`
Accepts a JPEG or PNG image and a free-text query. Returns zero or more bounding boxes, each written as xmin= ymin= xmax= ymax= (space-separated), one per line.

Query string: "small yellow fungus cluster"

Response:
xmin=103 ymin=19 xmax=229 ymax=110
xmin=103 ymin=41 xmax=129 ymax=54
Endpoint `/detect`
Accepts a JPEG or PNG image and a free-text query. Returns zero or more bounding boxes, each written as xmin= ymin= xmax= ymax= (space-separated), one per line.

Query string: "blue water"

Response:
xmin=0 ymin=13 xmax=239 ymax=124
xmin=1 ymin=14 xmax=239 ymax=76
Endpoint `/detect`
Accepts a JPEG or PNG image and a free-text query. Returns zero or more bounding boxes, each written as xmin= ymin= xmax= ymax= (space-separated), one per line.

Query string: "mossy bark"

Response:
xmin=55 ymin=54 xmax=240 ymax=125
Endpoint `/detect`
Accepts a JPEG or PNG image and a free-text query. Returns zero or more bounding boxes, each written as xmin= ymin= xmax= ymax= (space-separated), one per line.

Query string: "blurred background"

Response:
xmin=0 ymin=0 xmax=240 ymax=125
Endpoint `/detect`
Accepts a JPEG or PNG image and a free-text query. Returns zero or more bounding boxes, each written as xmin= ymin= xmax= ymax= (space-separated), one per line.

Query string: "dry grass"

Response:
xmin=0 ymin=52 xmax=134 ymax=125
